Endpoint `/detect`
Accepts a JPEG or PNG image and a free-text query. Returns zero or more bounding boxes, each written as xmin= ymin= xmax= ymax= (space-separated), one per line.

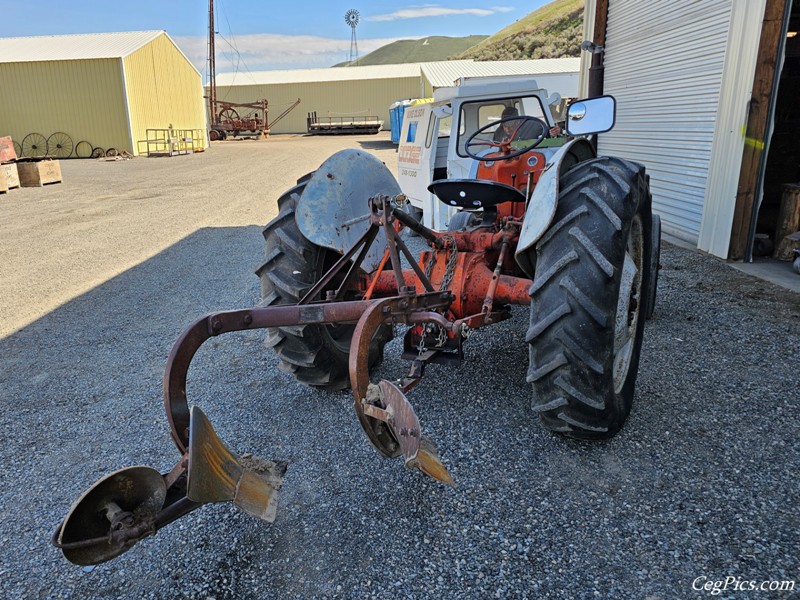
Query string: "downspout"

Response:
xmin=587 ymin=0 xmax=610 ymax=98
xmin=587 ymin=52 xmax=605 ymax=98
xmin=120 ymin=57 xmax=136 ymax=156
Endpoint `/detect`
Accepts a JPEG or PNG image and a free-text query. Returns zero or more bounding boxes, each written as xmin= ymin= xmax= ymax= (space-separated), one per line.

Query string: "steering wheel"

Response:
xmin=465 ymin=115 xmax=548 ymax=162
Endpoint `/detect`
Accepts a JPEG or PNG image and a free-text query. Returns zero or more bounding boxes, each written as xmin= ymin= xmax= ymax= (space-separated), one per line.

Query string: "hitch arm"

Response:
xmin=392 ymin=204 xmax=444 ymax=249
xmin=164 ymin=300 xmax=382 ymax=453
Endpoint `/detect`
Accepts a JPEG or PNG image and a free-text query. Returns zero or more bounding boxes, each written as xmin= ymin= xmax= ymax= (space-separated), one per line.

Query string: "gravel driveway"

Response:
xmin=0 ymin=135 xmax=798 ymax=599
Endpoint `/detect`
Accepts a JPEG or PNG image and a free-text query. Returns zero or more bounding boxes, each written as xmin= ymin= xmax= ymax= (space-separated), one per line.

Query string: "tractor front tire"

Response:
xmin=256 ymin=180 xmax=392 ymax=390
xmin=526 ymin=156 xmax=652 ymax=439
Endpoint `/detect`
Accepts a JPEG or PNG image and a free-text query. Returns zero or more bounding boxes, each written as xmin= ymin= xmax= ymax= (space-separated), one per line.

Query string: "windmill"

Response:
xmin=345 ymin=9 xmax=359 ymax=65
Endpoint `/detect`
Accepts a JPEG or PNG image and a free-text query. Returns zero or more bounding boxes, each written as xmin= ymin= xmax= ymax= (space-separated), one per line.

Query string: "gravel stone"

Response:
xmin=0 ymin=135 xmax=798 ymax=599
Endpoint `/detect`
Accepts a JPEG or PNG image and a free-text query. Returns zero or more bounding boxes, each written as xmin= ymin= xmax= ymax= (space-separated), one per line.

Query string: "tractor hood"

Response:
xmin=295 ymin=149 xmax=400 ymax=273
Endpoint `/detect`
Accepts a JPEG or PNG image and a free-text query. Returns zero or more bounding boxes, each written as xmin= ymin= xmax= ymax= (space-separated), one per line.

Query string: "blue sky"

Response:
xmin=0 ymin=1 xmax=548 ymax=72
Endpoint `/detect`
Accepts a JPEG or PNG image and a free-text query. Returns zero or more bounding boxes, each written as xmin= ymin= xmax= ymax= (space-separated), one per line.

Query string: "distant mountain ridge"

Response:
xmin=333 ymin=0 xmax=583 ymax=67
xmin=334 ymin=36 xmax=487 ymax=67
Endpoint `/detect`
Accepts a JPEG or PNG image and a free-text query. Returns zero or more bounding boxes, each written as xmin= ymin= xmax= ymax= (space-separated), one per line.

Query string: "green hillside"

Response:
xmin=334 ymin=35 xmax=487 ymax=67
xmin=332 ymin=0 xmax=583 ymax=67
xmin=457 ymin=0 xmax=584 ymax=60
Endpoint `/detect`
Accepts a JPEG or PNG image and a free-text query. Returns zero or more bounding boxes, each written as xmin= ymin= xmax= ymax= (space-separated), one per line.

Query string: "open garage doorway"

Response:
xmin=731 ymin=0 xmax=800 ymax=261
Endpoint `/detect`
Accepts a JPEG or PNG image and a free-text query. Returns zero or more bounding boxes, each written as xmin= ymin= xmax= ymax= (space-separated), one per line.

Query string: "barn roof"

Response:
xmin=211 ymin=58 xmax=581 ymax=90
xmin=214 ymin=63 xmax=422 ymax=87
xmin=421 ymin=58 xmax=581 ymax=89
xmin=0 ymin=31 xmax=167 ymax=63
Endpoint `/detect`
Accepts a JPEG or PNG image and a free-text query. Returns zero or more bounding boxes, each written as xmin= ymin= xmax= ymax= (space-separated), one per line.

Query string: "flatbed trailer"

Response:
xmin=306 ymin=112 xmax=383 ymax=135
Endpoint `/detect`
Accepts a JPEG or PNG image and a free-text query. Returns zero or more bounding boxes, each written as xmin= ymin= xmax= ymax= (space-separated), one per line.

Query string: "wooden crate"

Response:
xmin=0 ymin=169 xmax=7 ymax=194
xmin=0 ymin=136 xmax=16 ymax=163
xmin=17 ymin=160 xmax=62 ymax=187
xmin=2 ymin=162 xmax=19 ymax=190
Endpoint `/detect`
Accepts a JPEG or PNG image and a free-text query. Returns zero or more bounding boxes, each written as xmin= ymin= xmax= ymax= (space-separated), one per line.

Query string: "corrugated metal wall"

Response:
xmin=597 ymin=0 xmax=734 ymax=244
xmin=123 ymin=34 xmax=207 ymax=155
xmin=213 ymin=77 xmax=421 ymax=134
xmin=0 ymin=58 xmax=130 ymax=155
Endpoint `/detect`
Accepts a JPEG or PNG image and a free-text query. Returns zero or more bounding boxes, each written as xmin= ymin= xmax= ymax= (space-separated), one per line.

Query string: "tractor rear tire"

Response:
xmin=526 ymin=156 xmax=652 ymax=440
xmin=256 ymin=180 xmax=392 ymax=391
xmin=447 ymin=210 xmax=480 ymax=232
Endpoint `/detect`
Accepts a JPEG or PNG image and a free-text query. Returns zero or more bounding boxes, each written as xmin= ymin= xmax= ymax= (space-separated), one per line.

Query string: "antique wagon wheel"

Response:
xmin=12 ymin=140 xmax=22 ymax=159
xmin=105 ymin=147 xmax=118 ymax=158
xmin=90 ymin=147 xmax=106 ymax=159
xmin=218 ymin=108 xmax=239 ymax=123
xmin=74 ymin=141 xmax=93 ymax=159
xmin=47 ymin=132 xmax=74 ymax=158
xmin=21 ymin=133 xmax=47 ymax=158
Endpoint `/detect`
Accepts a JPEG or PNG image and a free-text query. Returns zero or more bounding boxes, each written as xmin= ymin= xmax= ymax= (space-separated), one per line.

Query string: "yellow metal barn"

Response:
xmin=0 ymin=31 xmax=207 ymax=157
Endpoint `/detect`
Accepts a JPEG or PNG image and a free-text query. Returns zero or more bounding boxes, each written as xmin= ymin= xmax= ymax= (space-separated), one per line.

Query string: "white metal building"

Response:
xmin=421 ymin=57 xmax=581 ymax=97
xmin=582 ymin=0 xmax=799 ymax=260
xmin=211 ymin=58 xmax=581 ymax=135
xmin=213 ymin=64 xmax=421 ymax=135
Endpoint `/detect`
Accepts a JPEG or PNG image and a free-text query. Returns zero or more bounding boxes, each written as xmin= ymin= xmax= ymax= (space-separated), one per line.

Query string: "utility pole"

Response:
xmin=208 ymin=0 xmax=217 ymax=124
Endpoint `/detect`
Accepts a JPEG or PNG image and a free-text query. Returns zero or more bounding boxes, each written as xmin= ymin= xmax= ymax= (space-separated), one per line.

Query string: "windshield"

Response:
xmin=456 ymin=95 xmax=548 ymax=157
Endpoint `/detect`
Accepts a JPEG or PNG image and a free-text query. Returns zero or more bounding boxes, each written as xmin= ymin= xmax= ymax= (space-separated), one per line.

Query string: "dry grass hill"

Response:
xmin=334 ymin=0 xmax=583 ymax=67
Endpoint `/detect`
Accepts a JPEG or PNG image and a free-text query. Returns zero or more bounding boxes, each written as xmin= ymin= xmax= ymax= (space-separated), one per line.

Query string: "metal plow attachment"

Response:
xmin=52 ymin=191 xmax=472 ymax=566
xmin=348 ymin=294 xmax=456 ymax=486
xmin=53 ymin=406 xmax=284 ymax=566
xmin=360 ymin=381 xmax=454 ymax=486
xmin=187 ymin=406 xmax=285 ymax=521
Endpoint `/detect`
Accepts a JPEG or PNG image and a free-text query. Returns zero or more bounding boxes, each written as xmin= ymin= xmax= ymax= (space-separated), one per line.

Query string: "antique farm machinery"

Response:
xmin=208 ymin=98 xmax=301 ymax=140
xmin=53 ymin=92 xmax=659 ymax=566
xmin=205 ymin=0 xmax=299 ymax=141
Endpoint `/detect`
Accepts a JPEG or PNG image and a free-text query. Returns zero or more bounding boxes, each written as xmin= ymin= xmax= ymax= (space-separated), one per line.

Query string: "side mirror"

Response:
xmin=432 ymin=104 xmax=453 ymax=119
xmin=565 ymin=95 xmax=616 ymax=136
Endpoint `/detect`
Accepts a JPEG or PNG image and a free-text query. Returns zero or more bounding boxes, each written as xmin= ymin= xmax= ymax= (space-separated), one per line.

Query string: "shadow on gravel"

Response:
xmin=358 ymin=139 xmax=397 ymax=151
xmin=1 ymin=237 xmax=799 ymax=600
xmin=0 ymin=225 xmax=267 ymax=597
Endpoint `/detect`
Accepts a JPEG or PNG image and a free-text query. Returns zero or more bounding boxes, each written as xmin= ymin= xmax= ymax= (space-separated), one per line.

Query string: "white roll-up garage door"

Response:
xmin=598 ymin=0 xmax=733 ymax=243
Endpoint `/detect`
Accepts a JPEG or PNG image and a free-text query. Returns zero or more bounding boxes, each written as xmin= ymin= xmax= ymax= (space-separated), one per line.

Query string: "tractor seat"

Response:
xmin=427 ymin=179 xmax=526 ymax=209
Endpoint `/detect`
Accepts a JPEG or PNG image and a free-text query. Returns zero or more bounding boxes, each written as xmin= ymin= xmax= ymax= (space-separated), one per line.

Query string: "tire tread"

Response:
xmin=526 ymin=156 xmax=652 ymax=439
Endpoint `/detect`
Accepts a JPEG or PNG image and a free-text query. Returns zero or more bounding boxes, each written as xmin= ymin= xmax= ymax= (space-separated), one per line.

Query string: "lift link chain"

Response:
xmin=440 ymin=234 xmax=459 ymax=292
xmin=417 ymin=234 xmax=458 ymax=357
xmin=417 ymin=322 xmax=449 ymax=358
xmin=424 ymin=234 xmax=458 ymax=292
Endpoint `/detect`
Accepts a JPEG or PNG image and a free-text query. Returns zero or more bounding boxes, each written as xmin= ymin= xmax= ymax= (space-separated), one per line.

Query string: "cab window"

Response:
xmin=456 ymin=96 xmax=548 ymax=157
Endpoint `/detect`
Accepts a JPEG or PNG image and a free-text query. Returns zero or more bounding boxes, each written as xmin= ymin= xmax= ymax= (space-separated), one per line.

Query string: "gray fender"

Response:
xmin=514 ymin=138 xmax=597 ymax=278
xmin=295 ymin=149 xmax=400 ymax=273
